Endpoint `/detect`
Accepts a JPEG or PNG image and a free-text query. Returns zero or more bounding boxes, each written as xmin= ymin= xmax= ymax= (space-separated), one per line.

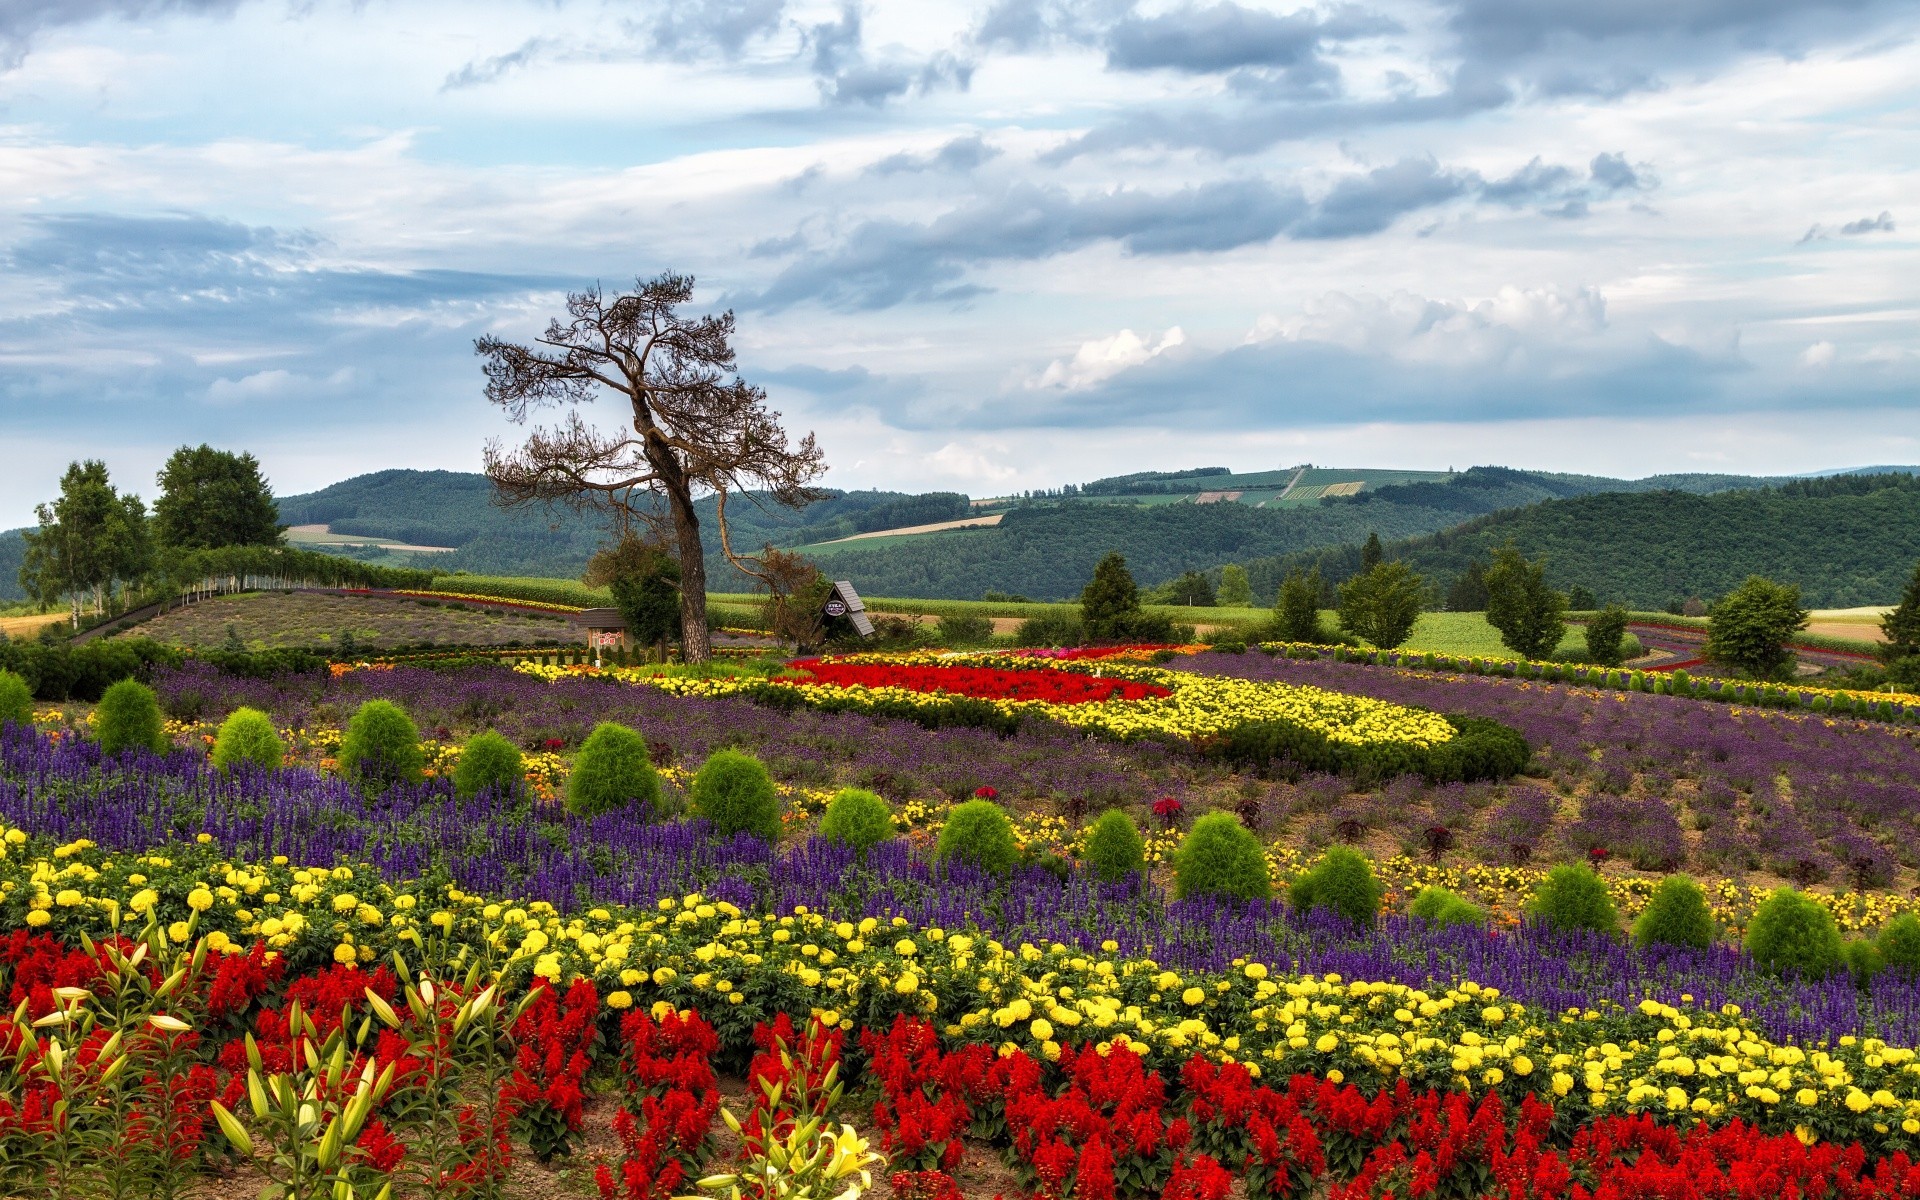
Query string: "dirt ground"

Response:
xmin=122 ymin=591 xmax=576 ymax=652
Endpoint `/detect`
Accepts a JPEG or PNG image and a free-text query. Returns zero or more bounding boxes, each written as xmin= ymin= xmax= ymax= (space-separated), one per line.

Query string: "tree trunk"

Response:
xmin=664 ymin=483 xmax=713 ymax=664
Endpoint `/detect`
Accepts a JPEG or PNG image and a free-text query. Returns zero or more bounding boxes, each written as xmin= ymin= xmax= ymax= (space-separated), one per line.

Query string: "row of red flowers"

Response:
xmin=787 ymin=659 xmax=1173 ymax=705
xmin=13 ymin=928 xmax=1920 ymax=1199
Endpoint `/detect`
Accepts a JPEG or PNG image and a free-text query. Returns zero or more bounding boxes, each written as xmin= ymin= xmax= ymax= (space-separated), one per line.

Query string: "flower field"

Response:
xmin=13 ymin=646 xmax=1920 ymax=1197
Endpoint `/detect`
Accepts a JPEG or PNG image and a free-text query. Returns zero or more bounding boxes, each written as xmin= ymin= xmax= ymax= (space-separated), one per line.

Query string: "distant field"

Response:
xmin=810 ymin=512 xmax=1006 ymax=546
xmin=285 ymin=523 xmax=457 ymax=553
xmin=0 ymin=612 xmax=65 ymax=639
xmin=121 ymin=591 xmax=575 ymax=652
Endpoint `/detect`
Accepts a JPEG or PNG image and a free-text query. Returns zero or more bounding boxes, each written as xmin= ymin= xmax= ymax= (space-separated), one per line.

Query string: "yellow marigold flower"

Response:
xmin=1182 ymin=987 xmax=1206 ymax=1006
xmin=895 ymin=939 xmax=917 ymax=956
xmin=607 ymin=991 xmax=632 ymax=1009
xmin=26 ymin=910 xmax=50 ymax=927
xmin=186 ymin=888 xmax=214 ymax=912
xmin=54 ymin=889 xmax=82 ymax=908
xmin=332 ymin=942 xmax=357 ymax=965
xmin=1315 ymin=1032 xmax=1339 ymax=1053
xmin=1797 ymin=1088 xmax=1821 ymax=1106
xmin=168 ymin=921 xmax=191 ymax=941
xmin=896 ymin=973 xmax=920 ymax=995
xmin=1847 ymin=1090 xmax=1873 ymax=1114
xmin=1245 ymin=963 xmax=1268 ymax=980
xmin=653 ymin=967 xmax=677 ymax=986
xmin=1031 ymin=1018 xmax=1055 ymax=1041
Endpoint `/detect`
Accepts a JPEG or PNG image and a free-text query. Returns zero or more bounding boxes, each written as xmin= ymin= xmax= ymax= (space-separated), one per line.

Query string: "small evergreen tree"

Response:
xmin=566 ymin=722 xmax=661 ymax=818
xmin=1360 ymin=531 xmax=1383 ymax=570
xmin=1083 ymin=808 xmax=1146 ymax=882
xmin=0 ymin=669 xmax=32 ymax=728
xmin=692 ymin=749 xmax=782 ymax=841
xmin=1445 ymin=560 xmax=1490 ymax=612
xmin=1275 ymin=568 xmax=1324 ymax=643
xmin=1880 ymin=561 xmax=1920 ymax=662
xmin=1527 ymin=863 xmax=1618 ymax=935
xmin=1630 ymin=874 xmax=1714 ymax=949
xmin=1484 ymin=543 xmax=1567 ymax=661
xmin=95 ymin=678 xmax=167 ymax=757
xmin=1566 ymin=584 xmax=1597 ymax=611
xmin=588 ymin=535 xmax=683 ymax=660
xmin=1171 ymin=812 xmax=1271 ymax=901
xmin=1287 ymin=845 xmax=1384 ymax=926
xmin=1705 ymin=576 xmax=1808 ymax=680
xmin=453 ymin=730 xmax=523 ymax=800
xmin=1878 ymin=913 xmax=1920 ymax=975
xmin=339 ymin=699 xmax=423 ymax=791
xmin=1336 ymin=561 xmax=1425 ymax=650
xmin=210 ymin=706 xmax=284 ymax=772
xmin=819 ymin=788 xmax=895 ymax=854
xmin=1408 ymin=885 xmax=1484 ymax=926
xmin=1584 ymin=604 xmax=1631 ymax=667
xmin=1216 ymin=564 xmax=1252 ymax=608
xmin=1080 ymin=552 xmax=1143 ymax=641
xmin=934 ymin=799 xmax=1019 ymax=875
xmin=1745 ymin=888 xmax=1843 ymax=978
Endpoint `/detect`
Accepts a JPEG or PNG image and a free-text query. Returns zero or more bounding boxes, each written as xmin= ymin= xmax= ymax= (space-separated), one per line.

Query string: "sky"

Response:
xmin=0 ymin=0 xmax=1915 ymax=526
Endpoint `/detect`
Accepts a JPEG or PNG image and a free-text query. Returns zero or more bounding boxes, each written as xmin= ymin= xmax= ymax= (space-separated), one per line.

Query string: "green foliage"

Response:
xmin=934 ymin=799 xmax=1019 ymax=876
xmin=1706 ymin=576 xmax=1810 ymax=680
xmin=339 ymin=699 xmax=423 ymax=790
xmin=566 ymin=722 xmax=662 ymax=818
xmin=1080 ymin=552 xmax=1143 ymax=640
xmin=453 ymin=730 xmax=523 ymax=800
xmin=1630 ymin=875 xmax=1715 ymax=950
xmin=1877 ymin=913 xmax=1920 ymax=975
xmin=20 ymin=460 xmax=152 ymax=620
xmin=596 ymin=539 xmax=682 ymax=654
xmin=1584 ymin=604 xmax=1631 ymax=667
xmin=1216 ymin=564 xmax=1252 ymax=607
xmin=152 ymin=444 xmax=283 ymax=550
xmin=1745 ymin=888 xmax=1844 ymax=979
xmin=1337 ymin=561 xmax=1426 ymax=650
xmin=1287 ymin=845 xmax=1384 ymax=926
xmin=936 ymin=612 xmax=995 ymax=644
xmin=1014 ymin=611 xmax=1084 ymax=647
xmin=1147 ymin=570 xmax=1216 ymax=606
xmin=1445 ymin=560 xmax=1489 ymax=612
xmin=818 ymin=788 xmax=895 ymax=853
xmin=1361 ymin=531 xmax=1384 ymax=570
xmin=1484 ymin=543 xmax=1568 ymax=660
xmin=1842 ymin=939 xmax=1886 ymax=988
xmin=1083 ymin=808 xmax=1146 ymax=882
xmin=209 ymin=706 xmax=284 ymax=772
xmin=1172 ymin=812 xmax=1272 ymax=902
xmin=0 ymin=669 xmax=31 ymax=727
xmin=1566 ymin=584 xmax=1597 ymax=611
xmin=1527 ymin=864 xmax=1619 ymax=936
xmin=1275 ymin=568 xmax=1325 ymax=643
xmin=94 ymin=678 xmax=168 ymax=757
xmin=692 ymin=749 xmax=782 ymax=841
xmin=1881 ymin=561 xmax=1920 ymax=661
xmin=1407 ymin=885 xmax=1485 ymax=927
xmin=0 ymin=637 xmax=185 ymax=703
xmin=1221 ymin=711 xmax=1527 ymax=785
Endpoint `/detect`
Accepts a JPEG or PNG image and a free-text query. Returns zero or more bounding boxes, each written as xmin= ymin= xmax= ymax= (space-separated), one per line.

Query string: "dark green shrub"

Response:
xmin=692 ymin=749 xmax=781 ymax=841
xmin=1630 ymin=875 xmax=1715 ymax=950
xmin=1527 ymin=864 xmax=1618 ymax=935
xmin=339 ymin=699 xmax=423 ymax=790
xmin=1083 ymin=808 xmax=1146 ymax=883
xmin=210 ymin=706 xmax=284 ymax=771
xmin=566 ymin=722 xmax=661 ymax=818
xmin=819 ymin=788 xmax=895 ymax=853
xmin=1013 ymin=612 xmax=1083 ymax=648
xmin=94 ymin=678 xmax=167 ymax=757
xmin=934 ymin=799 xmax=1019 ymax=876
xmin=453 ymin=730 xmax=523 ymax=800
xmin=936 ymin=613 xmax=995 ymax=644
xmin=1407 ymin=885 xmax=1484 ymax=927
xmin=1879 ymin=913 xmax=1920 ymax=975
xmin=1842 ymin=939 xmax=1886 ymax=988
xmin=1745 ymin=888 xmax=1844 ymax=978
xmin=1288 ymin=845 xmax=1384 ymax=926
xmin=0 ymin=669 xmax=31 ymax=727
xmin=1172 ymin=812 xmax=1271 ymax=902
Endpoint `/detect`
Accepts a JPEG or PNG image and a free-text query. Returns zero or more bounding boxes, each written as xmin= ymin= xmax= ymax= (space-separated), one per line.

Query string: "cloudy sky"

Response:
xmin=0 ymin=0 xmax=1914 ymax=524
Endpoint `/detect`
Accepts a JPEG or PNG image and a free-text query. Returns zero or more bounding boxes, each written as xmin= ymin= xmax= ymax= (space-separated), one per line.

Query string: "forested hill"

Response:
xmin=1256 ymin=473 xmax=1920 ymax=609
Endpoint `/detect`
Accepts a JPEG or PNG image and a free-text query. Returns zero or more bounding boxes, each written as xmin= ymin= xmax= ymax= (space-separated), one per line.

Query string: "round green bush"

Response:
xmin=1630 ymin=874 xmax=1715 ymax=950
xmin=209 ymin=706 xmax=284 ymax=772
xmin=1527 ymin=863 xmax=1619 ymax=936
xmin=94 ymin=678 xmax=167 ymax=757
xmin=1287 ymin=845 xmax=1384 ymax=926
xmin=1172 ymin=812 xmax=1271 ymax=902
xmin=1879 ymin=913 xmax=1920 ymax=975
xmin=0 ymin=669 xmax=32 ymax=728
xmin=1842 ymin=939 xmax=1886 ymax=988
xmin=1083 ymin=808 xmax=1146 ymax=883
xmin=818 ymin=787 xmax=895 ymax=854
xmin=339 ymin=699 xmax=423 ymax=790
xmin=692 ymin=749 xmax=781 ymax=841
xmin=566 ymin=722 xmax=661 ymax=818
xmin=934 ymin=799 xmax=1020 ymax=876
xmin=453 ymin=730 xmax=523 ymax=801
xmin=1745 ymin=888 xmax=1844 ymax=978
xmin=1408 ymin=885 xmax=1484 ymax=927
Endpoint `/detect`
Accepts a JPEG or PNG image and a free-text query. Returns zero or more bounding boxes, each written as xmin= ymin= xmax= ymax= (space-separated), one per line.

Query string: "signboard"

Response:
xmin=825 ymin=580 xmax=874 ymax=637
xmin=592 ymin=630 xmax=624 ymax=647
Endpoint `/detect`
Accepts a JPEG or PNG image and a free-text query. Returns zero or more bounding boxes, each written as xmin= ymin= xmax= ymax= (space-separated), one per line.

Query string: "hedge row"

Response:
xmin=1218 ymin=711 xmax=1531 ymax=785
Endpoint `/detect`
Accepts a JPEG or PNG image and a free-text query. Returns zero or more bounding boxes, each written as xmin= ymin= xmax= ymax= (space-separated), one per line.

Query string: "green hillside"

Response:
xmin=1255 ymin=472 xmax=1920 ymax=609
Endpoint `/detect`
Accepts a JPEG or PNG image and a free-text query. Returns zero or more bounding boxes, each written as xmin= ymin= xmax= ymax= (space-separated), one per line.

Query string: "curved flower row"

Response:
xmin=8 ymin=829 xmax=1920 ymax=1155
xmin=513 ymin=655 xmax=1460 ymax=749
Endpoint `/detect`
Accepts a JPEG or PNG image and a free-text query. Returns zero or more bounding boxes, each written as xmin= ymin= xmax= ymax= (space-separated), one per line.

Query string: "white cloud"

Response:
xmin=1029 ymin=326 xmax=1186 ymax=391
xmin=1801 ymin=340 xmax=1837 ymax=367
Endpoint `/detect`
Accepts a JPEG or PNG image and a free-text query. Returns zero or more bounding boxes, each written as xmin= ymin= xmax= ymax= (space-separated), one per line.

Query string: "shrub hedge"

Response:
xmin=1220 ymin=711 xmax=1528 ymax=784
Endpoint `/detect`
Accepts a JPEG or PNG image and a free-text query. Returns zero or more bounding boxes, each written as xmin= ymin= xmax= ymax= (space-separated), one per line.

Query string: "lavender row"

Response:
xmin=6 ymin=720 xmax=1920 ymax=1049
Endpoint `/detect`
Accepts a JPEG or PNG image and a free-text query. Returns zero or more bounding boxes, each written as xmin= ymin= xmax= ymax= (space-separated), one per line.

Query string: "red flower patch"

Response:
xmin=786 ymin=660 xmax=1172 ymax=705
